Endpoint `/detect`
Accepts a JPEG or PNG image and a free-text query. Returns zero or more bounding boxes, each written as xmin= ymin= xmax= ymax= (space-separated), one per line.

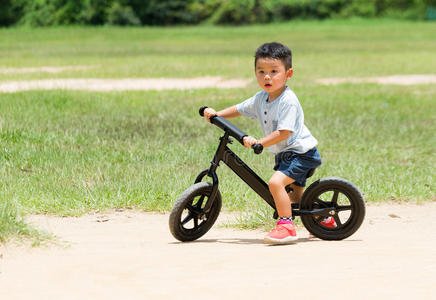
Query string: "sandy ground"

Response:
xmin=1 ymin=203 xmax=436 ymax=300
xmin=317 ymin=74 xmax=436 ymax=86
xmin=0 ymin=77 xmax=251 ymax=93
xmin=0 ymin=66 xmax=94 ymax=74
xmin=0 ymin=67 xmax=435 ymax=93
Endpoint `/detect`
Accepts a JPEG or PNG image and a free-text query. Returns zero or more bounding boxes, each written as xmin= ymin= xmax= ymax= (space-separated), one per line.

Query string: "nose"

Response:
xmin=264 ymin=73 xmax=271 ymax=80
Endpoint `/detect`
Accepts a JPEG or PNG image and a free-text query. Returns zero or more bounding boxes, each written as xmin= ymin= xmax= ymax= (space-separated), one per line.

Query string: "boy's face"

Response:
xmin=255 ymin=58 xmax=293 ymax=99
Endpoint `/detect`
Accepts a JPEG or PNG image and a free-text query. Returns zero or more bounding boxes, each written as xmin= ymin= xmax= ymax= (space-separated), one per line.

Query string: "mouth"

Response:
xmin=264 ymin=83 xmax=272 ymax=88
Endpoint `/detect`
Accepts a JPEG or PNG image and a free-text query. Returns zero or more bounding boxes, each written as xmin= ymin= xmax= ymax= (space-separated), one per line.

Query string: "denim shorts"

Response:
xmin=273 ymin=147 xmax=322 ymax=187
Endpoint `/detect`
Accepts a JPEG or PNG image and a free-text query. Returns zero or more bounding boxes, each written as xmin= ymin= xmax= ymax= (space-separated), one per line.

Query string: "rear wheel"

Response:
xmin=169 ymin=182 xmax=222 ymax=242
xmin=300 ymin=177 xmax=365 ymax=240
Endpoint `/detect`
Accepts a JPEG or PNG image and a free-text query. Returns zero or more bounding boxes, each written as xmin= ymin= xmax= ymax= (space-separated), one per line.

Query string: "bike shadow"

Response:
xmin=169 ymin=237 xmax=362 ymax=246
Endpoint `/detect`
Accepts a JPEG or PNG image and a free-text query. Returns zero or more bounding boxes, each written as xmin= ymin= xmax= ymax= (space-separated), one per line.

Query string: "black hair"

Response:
xmin=254 ymin=42 xmax=292 ymax=69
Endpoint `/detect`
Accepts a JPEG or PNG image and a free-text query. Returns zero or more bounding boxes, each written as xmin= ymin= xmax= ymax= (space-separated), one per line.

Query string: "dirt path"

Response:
xmin=1 ymin=72 xmax=435 ymax=93
xmin=1 ymin=203 xmax=436 ymax=299
xmin=0 ymin=77 xmax=251 ymax=93
xmin=317 ymin=74 xmax=436 ymax=86
xmin=0 ymin=66 xmax=94 ymax=74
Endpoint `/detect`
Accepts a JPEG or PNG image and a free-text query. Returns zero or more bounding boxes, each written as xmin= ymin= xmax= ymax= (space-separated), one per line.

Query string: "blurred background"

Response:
xmin=1 ymin=0 xmax=435 ymax=27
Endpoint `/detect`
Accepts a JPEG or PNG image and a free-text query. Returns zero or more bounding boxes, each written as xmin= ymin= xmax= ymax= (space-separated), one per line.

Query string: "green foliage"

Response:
xmin=78 ymin=0 xmax=111 ymax=25
xmin=208 ymin=0 xmax=268 ymax=25
xmin=265 ymin=0 xmax=346 ymax=21
xmin=130 ymin=0 xmax=197 ymax=25
xmin=376 ymin=0 xmax=431 ymax=19
xmin=17 ymin=0 xmax=84 ymax=26
xmin=0 ymin=0 xmax=25 ymax=26
xmin=1 ymin=0 xmax=435 ymax=26
xmin=106 ymin=1 xmax=140 ymax=26
xmin=340 ymin=0 xmax=377 ymax=18
xmin=188 ymin=0 xmax=221 ymax=22
xmin=7 ymin=0 xmax=140 ymax=26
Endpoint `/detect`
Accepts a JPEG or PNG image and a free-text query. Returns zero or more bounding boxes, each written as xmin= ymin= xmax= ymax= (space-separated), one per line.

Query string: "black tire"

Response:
xmin=169 ymin=182 xmax=222 ymax=242
xmin=300 ymin=177 xmax=365 ymax=240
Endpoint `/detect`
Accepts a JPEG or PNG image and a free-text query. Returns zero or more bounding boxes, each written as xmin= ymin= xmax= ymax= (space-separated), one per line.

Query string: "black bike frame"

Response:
xmin=195 ymin=114 xmax=335 ymax=218
xmin=195 ymin=131 xmax=276 ymax=213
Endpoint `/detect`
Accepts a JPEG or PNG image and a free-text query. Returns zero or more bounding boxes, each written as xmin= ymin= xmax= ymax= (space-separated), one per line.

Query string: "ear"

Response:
xmin=286 ymin=68 xmax=294 ymax=80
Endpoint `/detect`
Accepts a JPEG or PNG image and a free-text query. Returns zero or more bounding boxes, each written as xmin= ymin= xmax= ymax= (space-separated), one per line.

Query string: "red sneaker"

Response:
xmin=320 ymin=216 xmax=337 ymax=228
xmin=264 ymin=223 xmax=298 ymax=243
xmin=308 ymin=217 xmax=337 ymax=237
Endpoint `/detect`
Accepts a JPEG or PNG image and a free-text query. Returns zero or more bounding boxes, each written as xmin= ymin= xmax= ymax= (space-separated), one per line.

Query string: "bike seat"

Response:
xmin=306 ymin=168 xmax=316 ymax=179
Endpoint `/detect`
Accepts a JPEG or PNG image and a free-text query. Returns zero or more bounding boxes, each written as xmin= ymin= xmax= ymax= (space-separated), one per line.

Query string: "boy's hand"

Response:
xmin=204 ymin=108 xmax=217 ymax=123
xmin=243 ymin=136 xmax=258 ymax=148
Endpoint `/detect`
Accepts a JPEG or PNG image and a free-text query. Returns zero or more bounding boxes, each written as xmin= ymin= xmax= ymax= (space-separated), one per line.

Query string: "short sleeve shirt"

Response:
xmin=236 ymin=86 xmax=317 ymax=154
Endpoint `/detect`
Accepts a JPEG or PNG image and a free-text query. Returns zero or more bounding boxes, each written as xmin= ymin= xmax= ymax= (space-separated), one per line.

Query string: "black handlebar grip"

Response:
xmin=199 ymin=106 xmax=208 ymax=117
xmin=252 ymin=144 xmax=263 ymax=154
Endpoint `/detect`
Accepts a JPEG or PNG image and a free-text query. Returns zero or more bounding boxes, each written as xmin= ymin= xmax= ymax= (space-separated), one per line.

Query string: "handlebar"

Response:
xmin=198 ymin=106 xmax=208 ymax=117
xmin=251 ymin=143 xmax=263 ymax=154
xmin=199 ymin=106 xmax=263 ymax=154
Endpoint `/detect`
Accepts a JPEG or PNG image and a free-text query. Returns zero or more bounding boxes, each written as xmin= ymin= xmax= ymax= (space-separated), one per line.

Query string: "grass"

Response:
xmin=1 ymin=19 xmax=435 ymax=80
xmin=0 ymin=19 xmax=435 ymax=240
xmin=0 ymin=199 xmax=47 ymax=244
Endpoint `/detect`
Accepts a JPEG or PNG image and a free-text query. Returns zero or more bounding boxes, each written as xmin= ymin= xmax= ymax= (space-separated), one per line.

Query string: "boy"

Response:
xmin=204 ymin=42 xmax=327 ymax=243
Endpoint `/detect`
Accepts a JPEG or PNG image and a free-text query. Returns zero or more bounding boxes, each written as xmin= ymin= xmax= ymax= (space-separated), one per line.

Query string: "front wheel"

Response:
xmin=300 ymin=177 xmax=365 ymax=240
xmin=169 ymin=182 xmax=222 ymax=242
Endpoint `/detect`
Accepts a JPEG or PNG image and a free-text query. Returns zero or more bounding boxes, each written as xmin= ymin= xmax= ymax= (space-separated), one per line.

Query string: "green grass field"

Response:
xmin=1 ymin=19 xmax=435 ymax=241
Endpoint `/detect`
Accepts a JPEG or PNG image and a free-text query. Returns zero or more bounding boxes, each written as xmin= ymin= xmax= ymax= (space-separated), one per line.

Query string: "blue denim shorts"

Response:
xmin=273 ymin=147 xmax=322 ymax=187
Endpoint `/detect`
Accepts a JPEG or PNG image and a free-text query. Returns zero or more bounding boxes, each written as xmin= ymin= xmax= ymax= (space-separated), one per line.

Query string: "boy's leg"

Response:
xmin=268 ymin=171 xmax=295 ymax=217
xmin=265 ymin=171 xmax=298 ymax=243
xmin=288 ymin=183 xmax=304 ymax=203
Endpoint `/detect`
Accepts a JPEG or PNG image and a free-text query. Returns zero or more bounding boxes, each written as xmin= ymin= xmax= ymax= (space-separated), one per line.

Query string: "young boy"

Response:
xmin=204 ymin=42 xmax=326 ymax=243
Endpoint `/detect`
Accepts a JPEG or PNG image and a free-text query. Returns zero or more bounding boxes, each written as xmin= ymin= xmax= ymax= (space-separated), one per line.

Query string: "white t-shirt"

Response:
xmin=236 ymin=86 xmax=318 ymax=154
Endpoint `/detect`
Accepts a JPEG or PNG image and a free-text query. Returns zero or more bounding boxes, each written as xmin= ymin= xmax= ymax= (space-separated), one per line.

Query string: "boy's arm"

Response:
xmin=243 ymin=130 xmax=291 ymax=148
xmin=259 ymin=130 xmax=291 ymax=147
xmin=204 ymin=106 xmax=241 ymax=122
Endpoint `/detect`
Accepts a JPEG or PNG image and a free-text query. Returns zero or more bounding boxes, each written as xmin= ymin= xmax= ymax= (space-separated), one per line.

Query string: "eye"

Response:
xmin=272 ymin=70 xmax=277 ymax=73
xmin=258 ymin=70 xmax=264 ymax=74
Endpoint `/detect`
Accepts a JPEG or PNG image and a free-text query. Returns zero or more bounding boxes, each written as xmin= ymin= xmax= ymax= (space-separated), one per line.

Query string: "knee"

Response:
xmin=268 ymin=177 xmax=284 ymax=191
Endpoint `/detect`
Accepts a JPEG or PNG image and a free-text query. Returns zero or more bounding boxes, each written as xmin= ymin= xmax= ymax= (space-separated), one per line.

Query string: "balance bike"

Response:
xmin=169 ymin=106 xmax=365 ymax=241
